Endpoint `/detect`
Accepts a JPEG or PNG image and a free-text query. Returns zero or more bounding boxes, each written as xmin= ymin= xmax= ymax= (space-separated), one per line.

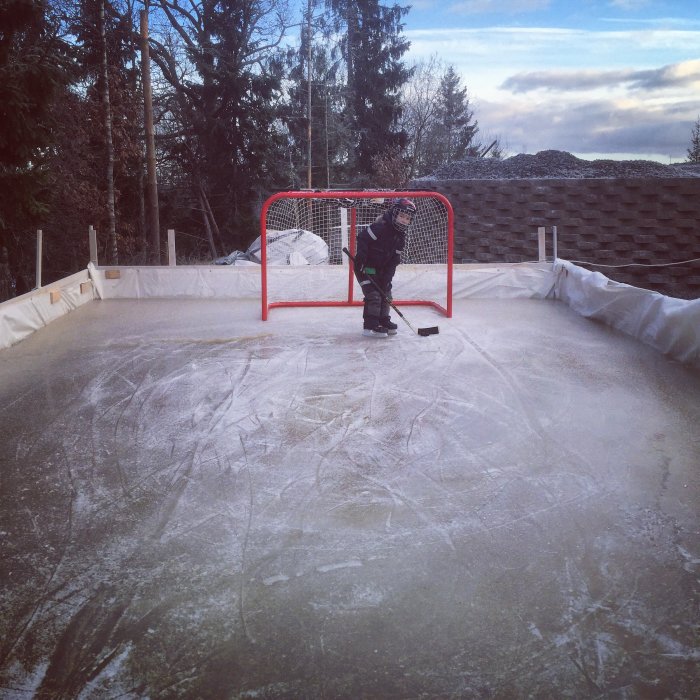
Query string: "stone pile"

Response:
xmin=418 ymin=149 xmax=700 ymax=180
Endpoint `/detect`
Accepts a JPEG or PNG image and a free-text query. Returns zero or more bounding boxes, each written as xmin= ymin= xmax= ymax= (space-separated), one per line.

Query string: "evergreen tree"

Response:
xmin=150 ymin=0 xmax=292 ymax=251
xmin=56 ymin=0 xmax=144 ymax=267
xmin=400 ymin=61 xmax=501 ymax=178
xmin=687 ymin=116 xmax=700 ymax=163
xmin=0 ymin=0 xmax=72 ymax=230
xmin=426 ymin=65 xmax=478 ymax=171
xmin=325 ymin=0 xmax=412 ymax=184
xmin=0 ymin=0 xmax=74 ymax=292
xmin=284 ymin=0 xmax=348 ymax=188
xmin=399 ymin=54 xmax=444 ymax=180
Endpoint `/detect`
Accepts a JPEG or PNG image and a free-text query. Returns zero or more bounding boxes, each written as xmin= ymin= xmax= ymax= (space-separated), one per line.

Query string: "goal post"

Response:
xmin=259 ymin=190 xmax=454 ymax=321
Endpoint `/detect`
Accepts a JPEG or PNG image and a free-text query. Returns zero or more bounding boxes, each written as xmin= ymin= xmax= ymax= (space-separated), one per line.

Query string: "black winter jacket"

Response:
xmin=354 ymin=212 xmax=405 ymax=271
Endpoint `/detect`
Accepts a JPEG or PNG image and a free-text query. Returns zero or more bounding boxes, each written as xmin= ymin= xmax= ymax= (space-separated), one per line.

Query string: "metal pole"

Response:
xmin=347 ymin=208 xmax=356 ymax=304
xmin=260 ymin=200 xmax=268 ymax=320
xmin=340 ymin=208 xmax=348 ymax=266
xmin=552 ymin=225 xmax=558 ymax=262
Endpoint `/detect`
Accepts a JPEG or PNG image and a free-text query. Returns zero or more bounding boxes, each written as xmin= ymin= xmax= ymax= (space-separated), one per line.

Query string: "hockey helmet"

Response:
xmin=390 ymin=198 xmax=416 ymax=233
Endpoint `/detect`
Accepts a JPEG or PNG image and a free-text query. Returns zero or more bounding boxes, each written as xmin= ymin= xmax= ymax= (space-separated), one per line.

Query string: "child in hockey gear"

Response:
xmin=354 ymin=198 xmax=416 ymax=337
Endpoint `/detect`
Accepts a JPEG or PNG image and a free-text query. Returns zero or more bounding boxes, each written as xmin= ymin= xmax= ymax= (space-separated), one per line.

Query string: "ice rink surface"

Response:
xmin=1 ymin=298 xmax=699 ymax=698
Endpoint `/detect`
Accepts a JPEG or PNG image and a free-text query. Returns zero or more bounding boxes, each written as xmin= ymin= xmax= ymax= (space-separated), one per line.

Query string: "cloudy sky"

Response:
xmin=403 ymin=0 xmax=700 ymax=162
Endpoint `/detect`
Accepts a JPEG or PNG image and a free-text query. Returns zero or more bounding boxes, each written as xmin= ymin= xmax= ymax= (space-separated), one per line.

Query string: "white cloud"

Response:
xmin=501 ymin=59 xmax=700 ymax=93
xmin=608 ymin=0 xmax=651 ymax=9
xmin=477 ymin=94 xmax=697 ymax=160
xmin=406 ymin=26 xmax=700 ymax=69
xmin=446 ymin=0 xmax=551 ymax=14
xmin=404 ymin=22 xmax=700 ymax=160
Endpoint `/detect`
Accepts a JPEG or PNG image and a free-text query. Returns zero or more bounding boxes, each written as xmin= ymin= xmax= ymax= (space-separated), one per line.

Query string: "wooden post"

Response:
xmin=35 ymin=229 xmax=43 ymax=289
xmin=0 ymin=246 xmax=11 ymax=301
xmin=141 ymin=5 xmax=160 ymax=263
xmin=552 ymin=225 xmax=558 ymax=262
xmin=89 ymin=225 xmax=98 ymax=266
xmin=537 ymin=226 xmax=546 ymax=262
xmin=167 ymin=229 xmax=176 ymax=266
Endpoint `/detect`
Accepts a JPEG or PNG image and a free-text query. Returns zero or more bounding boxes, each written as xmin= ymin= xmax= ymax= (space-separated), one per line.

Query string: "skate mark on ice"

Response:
xmin=237 ymin=435 xmax=257 ymax=645
xmin=455 ymin=326 xmax=600 ymax=478
xmin=317 ymin=560 xmax=363 ymax=573
xmin=356 ymin=470 xmax=457 ymax=552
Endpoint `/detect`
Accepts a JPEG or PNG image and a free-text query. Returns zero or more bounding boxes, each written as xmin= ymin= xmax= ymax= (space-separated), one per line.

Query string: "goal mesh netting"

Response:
xmin=259 ymin=190 xmax=453 ymax=320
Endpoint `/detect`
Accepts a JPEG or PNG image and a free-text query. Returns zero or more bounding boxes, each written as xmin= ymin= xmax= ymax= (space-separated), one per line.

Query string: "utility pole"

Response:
xmin=306 ymin=0 xmax=312 ymax=189
xmin=140 ymin=4 xmax=160 ymax=263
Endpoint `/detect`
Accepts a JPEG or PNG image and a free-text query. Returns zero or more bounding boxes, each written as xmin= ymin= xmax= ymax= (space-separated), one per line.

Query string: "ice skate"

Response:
xmin=362 ymin=325 xmax=389 ymax=338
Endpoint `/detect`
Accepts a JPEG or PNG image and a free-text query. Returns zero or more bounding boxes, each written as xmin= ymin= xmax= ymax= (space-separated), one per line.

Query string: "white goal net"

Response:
xmin=260 ymin=190 xmax=453 ymax=319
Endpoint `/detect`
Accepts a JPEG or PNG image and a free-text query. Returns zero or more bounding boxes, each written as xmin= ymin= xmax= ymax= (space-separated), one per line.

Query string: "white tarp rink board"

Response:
xmin=554 ymin=260 xmax=700 ymax=367
xmin=0 ymin=260 xmax=699 ymax=368
xmin=0 ymin=269 xmax=94 ymax=350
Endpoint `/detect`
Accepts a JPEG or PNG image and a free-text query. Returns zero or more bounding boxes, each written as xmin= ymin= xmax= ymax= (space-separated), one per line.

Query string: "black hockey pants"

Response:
xmin=355 ymin=268 xmax=394 ymax=329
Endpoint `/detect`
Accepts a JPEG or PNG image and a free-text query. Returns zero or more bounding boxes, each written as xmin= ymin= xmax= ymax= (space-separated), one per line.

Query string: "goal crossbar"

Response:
xmin=260 ymin=190 xmax=454 ymax=321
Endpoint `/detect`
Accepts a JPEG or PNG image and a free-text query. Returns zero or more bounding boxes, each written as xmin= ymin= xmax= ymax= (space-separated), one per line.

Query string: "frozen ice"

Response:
xmin=0 ymin=297 xmax=698 ymax=697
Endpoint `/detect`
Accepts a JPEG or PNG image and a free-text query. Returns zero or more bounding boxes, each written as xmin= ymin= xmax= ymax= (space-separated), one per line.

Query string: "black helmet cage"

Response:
xmin=391 ymin=197 xmax=416 ymax=232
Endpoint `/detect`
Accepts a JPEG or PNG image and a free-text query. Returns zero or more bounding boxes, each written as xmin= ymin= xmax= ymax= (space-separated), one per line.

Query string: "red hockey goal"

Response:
xmin=258 ymin=190 xmax=454 ymax=320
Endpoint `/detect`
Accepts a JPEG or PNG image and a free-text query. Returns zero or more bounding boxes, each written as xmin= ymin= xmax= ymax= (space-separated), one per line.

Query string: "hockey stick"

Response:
xmin=342 ymin=247 xmax=439 ymax=337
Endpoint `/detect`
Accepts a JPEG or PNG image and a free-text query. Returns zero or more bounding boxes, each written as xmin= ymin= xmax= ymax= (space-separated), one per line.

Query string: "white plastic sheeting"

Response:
xmin=452 ymin=263 xmax=556 ymax=299
xmin=88 ymin=262 xmax=262 ymax=301
xmin=88 ymin=262 xmax=555 ymax=303
xmin=554 ymin=260 xmax=700 ymax=367
xmin=0 ymin=269 xmax=94 ymax=350
xmin=1 ymin=261 xmax=699 ymax=368
xmin=247 ymin=229 xmax=329 ymax=265
xmin=215 ymin=228 xmax=330 ymax=266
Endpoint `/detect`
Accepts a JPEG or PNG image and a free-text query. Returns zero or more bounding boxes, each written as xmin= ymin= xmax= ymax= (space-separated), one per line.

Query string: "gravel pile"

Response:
xmin=417 ymin=150 xmax=700 ymax=180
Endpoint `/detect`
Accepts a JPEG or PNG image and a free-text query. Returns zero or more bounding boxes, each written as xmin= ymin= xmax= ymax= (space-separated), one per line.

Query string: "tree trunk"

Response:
xmin=140 ymin=5 xmax=160 ymax=263
xmin=198 ymin=190 xmax=218 ymax=259
xmin=199 ymin=184 xmax=225 ymax=257
xmin=126 ymin=0 xmax=147 ymax=253
xmin=99 ymin=0 xmax=118 ymax=264
xmin=345 ymin=2 xmax=359 ymax=175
